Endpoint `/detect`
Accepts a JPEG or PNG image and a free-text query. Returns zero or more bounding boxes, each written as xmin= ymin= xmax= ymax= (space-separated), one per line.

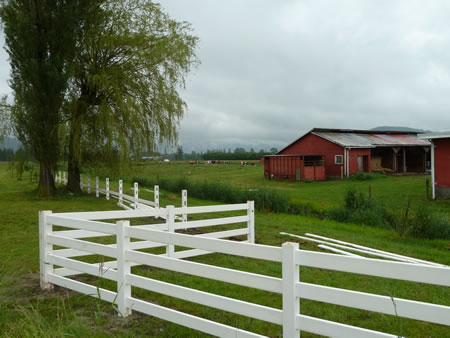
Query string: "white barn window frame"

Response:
xmin=335 ymin=154 xmax=343 ymax=165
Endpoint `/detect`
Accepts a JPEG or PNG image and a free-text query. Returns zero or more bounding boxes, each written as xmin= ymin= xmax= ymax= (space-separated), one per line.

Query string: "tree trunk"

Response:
xmin=36 ymin=161 xmax=56 ymax=196
xmin=66 ymin=98 xmax=86 ymax=193
xmin=66 ymin=127 xmax=81 ymax=193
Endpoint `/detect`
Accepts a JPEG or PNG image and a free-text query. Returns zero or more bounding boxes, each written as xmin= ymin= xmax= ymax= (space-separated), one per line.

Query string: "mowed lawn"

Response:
xmin=0 ymin=162 xmax=449 ymax=337
xmin=130 ymin=161 xmax=450 ymax=218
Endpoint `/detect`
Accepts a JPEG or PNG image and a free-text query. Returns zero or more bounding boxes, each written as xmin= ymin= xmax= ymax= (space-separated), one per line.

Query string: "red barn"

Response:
xmin=419 ymin=132 xmax=450 ymax=199
xmin=265 ymin=128 xmax=430 ymax=180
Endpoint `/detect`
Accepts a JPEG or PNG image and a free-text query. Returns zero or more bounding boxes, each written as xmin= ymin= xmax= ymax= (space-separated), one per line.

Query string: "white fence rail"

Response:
xmin=39 ymin=206 xmax=450 ymax=337
xmin=76 ymin=175 xmax=194 ymax=223
xmin=43 ymin=200 xmax=254 ymax=272
xmin=54 ymin=172 xmax=158 ymax=212
xmin=77 ymin=175 xmax=161 ymax=211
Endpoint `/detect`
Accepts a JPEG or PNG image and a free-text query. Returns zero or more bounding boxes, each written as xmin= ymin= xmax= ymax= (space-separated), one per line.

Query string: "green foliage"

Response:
xmin=329 ymin=189 xmax=450 ymax=239
xmin=64 ymin=0 xmax=199 ymax=190
xmin=1 ymin=0 xmax=90 ymax=195
xmin=175 ymin=146 xmax=184 ymax=160
xmin=0 ymin=148 xmax=14 ymax=161
xmin=344 ymin=188 xmax=371 ymax=210
xmin=132 ymin=176 xmax=289 ymax=213
xmin=347 ymin=172 xmax=387 ymax=181
xmin=6 ymin=146 xmax=34 ymax=180
xmin=288 ymin=202 xmax=321 ymax=218
xmin=408 ymin=206 xmax=450 ymax=239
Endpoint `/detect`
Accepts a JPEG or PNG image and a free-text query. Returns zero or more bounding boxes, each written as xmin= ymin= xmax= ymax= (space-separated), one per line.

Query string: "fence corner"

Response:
xmin=39 ymin=210 xmax=54 ymax=290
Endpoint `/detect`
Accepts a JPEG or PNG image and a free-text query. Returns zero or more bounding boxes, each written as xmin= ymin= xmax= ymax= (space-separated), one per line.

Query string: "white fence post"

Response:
xmin=154 ymin=185 xmax=159 ymax=219
xmin=119 ymin=179 xmax=123 ymax=205
xmin=166 ymin=205 xmax=175 ymax=257
xmin=116 ymin=220 xmax=131 ymax=317
xmin=87 ymin=176 xmax=91 ymax=194
xmin=63 ymin=171 xmax=66 ymax=184
xmin=182 ymin=189 xmax=188 ymax=222
xmin=39 ymin=210 xmax=53 ymax=290
xmin=282 ymin=242 xmax=300 ymax=337
xmin=134 ymin=182 xmax=139 ymax=209
xmin=106 ymin=178 xmax=110 ymax=200
xmin=96 ymin=176 xmax=99 ymax=198
xmin=247 ymin=200 xmax=255 ymax=243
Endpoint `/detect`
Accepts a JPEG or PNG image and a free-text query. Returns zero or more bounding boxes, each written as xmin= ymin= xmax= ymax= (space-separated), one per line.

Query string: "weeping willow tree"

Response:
xmin=1 ymin=0 xmax=88 ymax=196
xmin=64 ymin=0 xmax=198 ymax=192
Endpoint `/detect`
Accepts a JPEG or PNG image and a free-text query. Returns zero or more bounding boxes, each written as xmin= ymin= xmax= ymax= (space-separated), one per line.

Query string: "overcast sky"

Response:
xmin=2 ymin=1 xmax=450 ymax=153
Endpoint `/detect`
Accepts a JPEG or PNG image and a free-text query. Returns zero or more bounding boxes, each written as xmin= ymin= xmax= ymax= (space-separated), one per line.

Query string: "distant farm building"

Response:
xmin=419 ymin=132 xmax=450 ymax=199
xmin=264 ymin=128 xmax=431 ymax=180
xmin=264 ymin=154 xmax=326 ymax=181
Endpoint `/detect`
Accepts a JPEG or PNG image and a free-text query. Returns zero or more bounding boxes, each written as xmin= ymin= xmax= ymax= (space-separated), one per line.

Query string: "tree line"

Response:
xmin=166 ymin=146 xmax=278 ymax=161
xmin=0 ymin=0 xmax=198 ymax=196
xmin=0 ymin=148 xmax=14 ymax=161
xmin=201 ymin=151 xmax=273 ymax=161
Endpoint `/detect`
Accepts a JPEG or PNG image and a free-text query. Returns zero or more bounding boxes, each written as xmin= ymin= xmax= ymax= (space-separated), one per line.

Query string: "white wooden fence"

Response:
xmin=39 ymin=205 xmax=449 ymax=337
xmin=78 ymin=175 xmax=161 ymax=211
xmin=55 ymin=171 xmax=168 ymax=214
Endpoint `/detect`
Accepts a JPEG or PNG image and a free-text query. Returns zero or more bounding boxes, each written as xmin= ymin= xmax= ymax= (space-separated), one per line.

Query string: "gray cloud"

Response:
xmin=156 ymin=0 xmax=450 ymax=152
xmin=1 ymin=1 xmax=450 ymax=152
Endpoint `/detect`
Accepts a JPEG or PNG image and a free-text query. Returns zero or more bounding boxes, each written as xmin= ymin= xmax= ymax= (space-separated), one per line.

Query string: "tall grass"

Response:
xmin=328 ymin=188 xmax=450 ymax=239
xmin=132 ymin=176 xmax=289 ymax=213
xmin=131 ymin=175 xmax=450 ymax=239
xmin=346 ymin=172 xmax=387 ymax=181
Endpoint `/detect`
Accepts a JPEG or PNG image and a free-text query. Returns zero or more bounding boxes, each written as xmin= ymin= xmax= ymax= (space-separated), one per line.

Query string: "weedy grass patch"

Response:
xmin=328 ymin=188 xmax=450 ymax=239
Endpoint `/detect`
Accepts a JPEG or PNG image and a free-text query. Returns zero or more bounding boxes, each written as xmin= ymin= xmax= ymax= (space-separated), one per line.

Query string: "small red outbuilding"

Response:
xmin=419 ymin=132 xmax=450 ymax=199
xmin=263 ymin=154 xmax=326 ymax=181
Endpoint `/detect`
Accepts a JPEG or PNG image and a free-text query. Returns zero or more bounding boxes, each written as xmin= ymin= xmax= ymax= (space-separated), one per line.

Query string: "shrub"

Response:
xmin=327 ymin=208 xmax=351 ymax=223
xmin=347 ymin=207 xmax=385 ymax=228
xmin=344 ymin=188 xmax=372 ymax=210
xmin=289 ymin=202 xmax=319 ymax=217
xmin=409 ymin=206 xmax=450 ymax=240
xmin=347 ymin=173 xmax=386 ymax=181
xmin=329 ymin=188 xmax=450 ymax=240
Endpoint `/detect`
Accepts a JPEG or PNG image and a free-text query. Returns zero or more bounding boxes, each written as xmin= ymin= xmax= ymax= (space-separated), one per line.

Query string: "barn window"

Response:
xmin=335 ymin=155 xmax=343 ymax=165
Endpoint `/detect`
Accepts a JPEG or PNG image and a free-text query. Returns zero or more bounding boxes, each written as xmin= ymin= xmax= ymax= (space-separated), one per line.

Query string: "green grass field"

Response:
xmin=125 ymin=161 xmax=450 ymax=218
xmin=1 ymin=162 xmax=449 ymax=337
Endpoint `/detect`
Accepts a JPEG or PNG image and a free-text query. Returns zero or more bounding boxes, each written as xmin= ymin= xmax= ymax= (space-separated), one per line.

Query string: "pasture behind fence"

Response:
xmin=57 ymin=172 xmax=168 ymax=215
xmin=39 ymin=203 xmax=450 ymax=337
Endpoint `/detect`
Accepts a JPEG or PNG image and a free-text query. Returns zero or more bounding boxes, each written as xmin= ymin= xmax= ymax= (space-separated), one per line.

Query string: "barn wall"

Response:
xmin=264 ymin=156 xmax=303 ymax=180
xmin=434 ymin=138 xmax=450 ymax=188
xmin=280 ymin=133 xmax=344 ymax=176
xmin=348 ymin=149 xmax=371 ymax=174
xmin=303 ymin=166 xmax=326 ymax=181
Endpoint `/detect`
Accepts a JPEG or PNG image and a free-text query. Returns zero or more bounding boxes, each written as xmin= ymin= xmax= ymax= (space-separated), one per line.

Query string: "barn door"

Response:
xmin=357 ymin=156 xmax=364 ymax=173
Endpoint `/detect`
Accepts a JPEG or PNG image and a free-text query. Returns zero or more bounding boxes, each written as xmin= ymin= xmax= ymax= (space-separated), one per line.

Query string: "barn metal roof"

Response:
xmin=278 ymin=128 xmax=431 ymax=154
xmin=418 ymin=131 xmax=450 ymax=140
xmin=312 ymin=131 xmax=431 ymax=148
